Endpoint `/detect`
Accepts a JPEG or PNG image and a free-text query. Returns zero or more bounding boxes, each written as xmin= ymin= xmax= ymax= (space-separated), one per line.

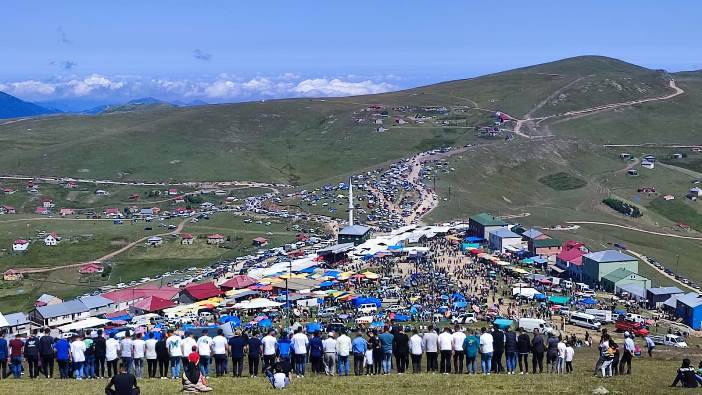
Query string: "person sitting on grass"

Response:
xmin=105 ymin=364 xmax=139 ymax=395
xmin=265 ymin=357 xmax=293 ymax=389
xmin=182 ymin=346 xmax=212 ymax=393
xmin=670 ymin=358 xmax=702 ymax=388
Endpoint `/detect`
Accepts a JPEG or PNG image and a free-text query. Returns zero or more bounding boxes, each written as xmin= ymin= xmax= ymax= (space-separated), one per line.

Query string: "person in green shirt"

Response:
xmin=463 ymin=331 xmax=480 ymax=374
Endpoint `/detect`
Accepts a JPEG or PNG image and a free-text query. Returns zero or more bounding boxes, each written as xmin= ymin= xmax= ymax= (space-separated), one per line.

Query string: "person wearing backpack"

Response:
xmin=24 ymin=330 xmax=40 ymax=379
xmin=38 ymin=328 xmax=55 ymax=378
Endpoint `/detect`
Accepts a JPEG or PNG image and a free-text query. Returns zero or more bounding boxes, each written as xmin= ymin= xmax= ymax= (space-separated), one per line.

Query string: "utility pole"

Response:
xmin=286 ymin=260 xmax=292 ymax=326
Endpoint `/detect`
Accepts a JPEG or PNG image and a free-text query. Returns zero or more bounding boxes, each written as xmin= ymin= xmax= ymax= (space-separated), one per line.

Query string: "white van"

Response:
xmin=585 ymin=309 xmax=613 ymax=323
xmin=357 ymin=303 xmax=378 ymax=315
xmin=518 ymin=318 xmax=555 ymax=334
xmin=569 ymin=312 xmax=601 ymax=330
xmin=625 ymin=313 xmax=646 ymax=324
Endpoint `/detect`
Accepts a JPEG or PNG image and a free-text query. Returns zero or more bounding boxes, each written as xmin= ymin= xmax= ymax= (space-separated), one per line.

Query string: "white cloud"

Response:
xmin=0 ymin=80 xmax=56 ymax=97
xmin=293 ymin=78 xmax=395 ymax=96
xmin=66 ymin=74 xmax=125 ymax=96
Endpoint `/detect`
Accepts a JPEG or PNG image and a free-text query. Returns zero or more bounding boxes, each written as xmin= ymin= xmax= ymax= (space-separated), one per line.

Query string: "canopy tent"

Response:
xmin=511 ymin=268 xmax=529 ymax=275
xmin=306 ymin=322 xmax=322 ymax=333
xmin=361 ymin=271 xmax=380 ymax=280
xmin=370 ymin=321 xmax=385 ymax=328
xmin=257 ymin=318 xmax=273 ymax=328
xmin=233 ymin=298 xmax=283 ymax=310
xmin=496 ymin=261 xmax=511 ymax=267
xmin=579 ymin=297 xmax=597 ymax=305
xmin=352 ymin=297 xmax=382 ymax=307
xmin=132 ymin=296 xmax=176 ymax=312
xmin=521 ymin=258 xmax=535 ymax=265
xmin=220 ymin=275 xmax=257 ymax=290
xmin=512 ymin=287 xmax=541 ymax=299
xmin=464 ymin=236 xmax=484 ymax=243
xmin=548 ymin=296 xmax=571 ymax=305
xmin=57 ymin=317 xmax=110 ymax=332
xmin=394 ymin=314 xmax=410 ymax=322
xmin=220 ymin=316 xmax=241 ymax=327
xmin=453 ymin=301 xmax=468 ymax=309
xmin=493 ymin=318 xmax=513 ymax=330
xmin=356 ymin=316 xmax=374 ymax=324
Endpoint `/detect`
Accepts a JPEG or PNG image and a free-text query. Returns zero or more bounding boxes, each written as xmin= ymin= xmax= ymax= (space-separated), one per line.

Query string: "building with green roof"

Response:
xmin=601 ymin=267 xmax=651 ymax=292
xmin=468 ymin=213 xmax=508 ymax=239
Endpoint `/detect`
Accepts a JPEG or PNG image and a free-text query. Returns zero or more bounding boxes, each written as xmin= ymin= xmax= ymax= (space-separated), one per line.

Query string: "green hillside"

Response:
xmin=0 ymin=56 xmax=675 ymax=185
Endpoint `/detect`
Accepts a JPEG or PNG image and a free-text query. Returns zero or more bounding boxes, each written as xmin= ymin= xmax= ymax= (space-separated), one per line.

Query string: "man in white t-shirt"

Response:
xmin=119 ymin=333 xmax=134 ymax=374
xmin=322 ymin=332 xmax=337 ymax=376
xmin=564 ymin=342 xmax=575 ymax=373
xmin=262 ymin=330 xmax=278 ymax=371
xmin=197 ymin=330 xmax=213 ymax=377
xmin=105 ymin=334 xmax=121 ymax=377
xmin=211 ymin=328 xmax=229 ymax=377
xmin=70 ymin=335 xmax=87 ymax=380
xmin=556 ymin=337 xmax=567 ymax=374
xmin=452 ymin=325 xmax=467 ymax=374
xmin=479 ymin=327 xmax=494 ymax=375
xmin=132 ymin=333 xmax=146 ymax=377
xmin=180 ymin=332 xmax=197 ymax=368
xmin=409 ymin=328 xmax=423 ymax=373
xmin=145 ymin=332 xmax=158 ymax=378
xmin=166 ymin=330 xmax=183 ymax=379
xmin=438 ymin=327 xmax=453 ymax=374
xmin=290 ymin=328 xmax=309 ymax=377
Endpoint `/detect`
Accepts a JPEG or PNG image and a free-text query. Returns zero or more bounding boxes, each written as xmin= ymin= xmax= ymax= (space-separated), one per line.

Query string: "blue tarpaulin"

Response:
xmin=370 ymin=321 xmax=384 ymax=328
xmin=465 ymin=236 xmax=484 ymax=243
xmin=220 ymin=316 xmax=241 ymax=327
xmin=534 ymin=293 xmax=547 ymax=301
xmin=394 ymin=314 xmax=410 ymax=322
xmin=306 ymin=322 xmax=322 ymax=333
xmin=352 ymin=297 xmax=381 ymax=307
xmin=258 ymin=319 xmax=272 ymax=328
xmin=298 ymin=266 xmax=317 ymax=274
xmin=388 ymin=243 xmax=404 ymax=251
xmin=319 ymin=281 xmax=335 ymax=287
xmin=533 ymin=257 xmax=548 ymax=264
xmin=580 ymin=297 xmax=597 ymax=305
xmin=493 ymin=318 xmax=513 ymax=330
xmin=452 ymin=293 xmax=466 ymax=301
xmin=453 ymin=301 xmax=468 ymax=309
xmin=324 ymin=270 xmax=341 ymax=278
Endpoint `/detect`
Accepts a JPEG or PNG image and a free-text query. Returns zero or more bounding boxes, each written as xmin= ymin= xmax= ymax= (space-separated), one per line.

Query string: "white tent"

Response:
xmin=57 ymin=317 xmax=110 ymax=332
xmin=0 ymin=312 xmax=9 ymax=328
xmin=512 ymin=287 xmax=541 ymax=299
xmin=233 ymin=298 xmax=283 ymax=310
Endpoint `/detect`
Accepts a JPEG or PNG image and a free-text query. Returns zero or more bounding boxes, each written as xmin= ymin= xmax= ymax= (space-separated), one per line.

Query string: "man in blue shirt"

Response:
xmin=309 ymin=331 xmax=324 ymax=374
xmin=228 ymin=330 xmax=247 ymax=377
xmin=378 ymin=326 xmax=394 ymax=375
xmin=0 ymin=330 xmax=8 ymax=378
xmin=54 ymin=336 xmax=71 ymax=379
xmin=463 ymin=331 xmax=480 ymax=374
xmin=247 ymin=332 xmax=262 ymax=377
xmin=351 ymin=331 xmax=368 ymax=376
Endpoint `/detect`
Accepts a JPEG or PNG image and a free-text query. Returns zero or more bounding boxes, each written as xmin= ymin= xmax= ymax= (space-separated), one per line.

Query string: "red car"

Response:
xmin=615 ymin=319 xmax=649 ymax=336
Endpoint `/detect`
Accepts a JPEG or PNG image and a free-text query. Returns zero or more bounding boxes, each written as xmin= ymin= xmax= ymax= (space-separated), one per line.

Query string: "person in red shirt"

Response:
xmin=9 ymin=334 xmax=24 ymax=378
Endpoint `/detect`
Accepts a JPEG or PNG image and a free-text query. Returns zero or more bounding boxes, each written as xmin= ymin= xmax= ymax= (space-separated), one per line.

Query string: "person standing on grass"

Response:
xmin=196 ymin=330 xmax=213 ymax=378
xmin=291 ymin=327 xmax=309 ymax=378
xmin=261 ymin=330 xmax=278 ymax=372
xmin=438 ymin=326 xmax=453 ymax=374
xmin=620 ymin=332 xmax=635 ymax=375
xmin=228 ymin=330 xmax=246 ymax=377
xmin=491 ymin=326 xmax=504 ymax=374
xmin=212 ymin=329 xmax=228 ymax=378
xmin=546 ymin=332 xmax=559 ymax=373
xmin=167 ymin=330 xmax=183 ymax=379
xmin=645 ymin=334 xmax=655 ymax=358
xmin=155 ymin=334 xmax=169 ymax=379
xmin=409 ymin=328 xmax=423 ymax=374
xmin=106 ymin=334 xmax=120 ymax=377
xmin=9 ymin=334 xmax=24 ymax=379
xmin=0 ymin=330 xmax=9 ymax=379
xmin=504 ymin=327 xmax=518 ymax=375
xmin=38 ymin=328 xmax=54 ymax=379
xmin=95 ymin=330 xmax=107 ymax=379
xmin=24 ymin=330 xmax=40 ymax=379
xmin=351 ymin=330 xmax=367 ymax=376
xmin=594 ymin=330 xmax=609 ymax=375
xmin=54 ymin=335 xmax=71 ymax=379
xmin=600 ymin=340 xmax=617 ymax=378
xmin=336 ymin=329 xmax=352 ymax=376
xmin=70 ymin=334 xmax=87 ymax=380
xmin=120 ymin=332 xmax=134 ymax=374
xmin=517 ymin=329 xmax=530 ymax=374
xmin=451 ymin=325 xmax=466 ymax=374
xmin=393 ymin=326 xmax=410 ymax=374
xmin=479 ymin=327 xmax=493 ymax=375
xmin=531 ymin=329 xmax=545 ymax=374
xmin=309 ymin=331 xmax=324 ymax=375
xmin=83 ymin=332 xmax=97 ymax=379
xmin=370 ymin=330 xmax=382 ymax=375
xmin=322 ymin=332 xmax=337 ymax=376
xmin=247 ymin=331 xmax=262 ymax=377
xmin=180 ymin=332 xmax=197 ymax=371
xmin=463 ymin=330 xmax=479 ymax=375
xmin=564 ymin=341 xmax=574 ymax=373
xmin=423 ymin=326 xmax=439 ymax=374
xmin=145 ymin=333 xmax=158 ymax=379
xmin=556 ymin=336 xmax=566 ymax=374
xmin=378 ymin=326 xmax=394 ymax=375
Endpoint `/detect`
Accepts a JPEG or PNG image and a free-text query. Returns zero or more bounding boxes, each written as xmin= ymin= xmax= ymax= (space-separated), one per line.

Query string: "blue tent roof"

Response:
xmin=453 ymin=301 xmax=468 ymax=309
xmin=580 ymin=297 xmax=597 ymax=305
xmin=394 ymin=314 xmax=410 ymax=322
xmin=493 ymin=318 xmax=513 ymax=329
xmin=534 ymin=293 xmax=547 ymax=300
xmin=532 ymin=257 xmax=548 ymax=264
xmin=306 ymin=322 xmax=322 ymax=333
xmin=258 ymin=319 xmax=272 ymax=328
xmin=370 ymin=321 xmax=384 ymax=328
xmin=465 ymin=236 xmax=484 ymax=243
xmin=220 ymin=316 xmax=241 ymax=327
xmin=388 ymin=243 xmax=403 ymax=250
xmin=319 ymin=281 xmax=335 ymax=287
xmin=324 ymin=270 xmax=341 ymax=278
xmin=298 ymin=266 xmax=317 ymax=274
xmin=452 ymin=293 xmax=466 ymax=301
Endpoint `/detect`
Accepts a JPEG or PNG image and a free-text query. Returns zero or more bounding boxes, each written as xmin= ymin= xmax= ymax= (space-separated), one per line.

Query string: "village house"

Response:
xmin=3 ymin=269 xmax=24 ymax=281
xmin=64 ymin=181 xmax=78 ymax=189
xmin=2 ymin=312 xmax=32 ymax=336
xmin=35 ymin=294 xmax=63 ymax=306
xmin=530 ymin=238 xmax=563 ymax=256
xmin=78 ymin=262 xmax=104 ymax=274
xmin=2 ymin=188 xmax=16 ymax=194
xmin=0 ymin=205 xmax=16 ymax=214
xmin=582 ymin=249 xmax=639 ymax=286
xmin=338 ymin=225 xmax=372 ymax=246
xmin=104 ymin=207 xmax=122 ymax=218
xmin=556 ymin=240 xmax=588 ymax=281
xmin=646 ymin=287 xmax=684 ymax=309
xmin=128 ymin=194 xmax=140 ymax=201
xmin=12 ymin=239 xmax=29 ymax=252
xmin=102 ymin=285 xmax=180 ymax=310
xmin=77 ymin=295 xmax=114 ymax=316
xmin=252 ymin=237 xmax=269 ymax=247
xmin=468 ymin=213 xmax=508 ymax=240
xmin=42 ymin=199 xmax=55 ymax=209
xmin=663 ymin=194 xmax=675 ymax=201
xmin=601 ymin=268 xmax=651 ymax=293
xmin=207 ymin=234 xmax=225 ymax=245
xmin=28 ymin=300 xmax=90 ymax=327
xmin=174 ymin=195 xmax=186 ymax=203
xmin=178 ymin=282 xmax=224 ymax=304
xmin=168 ymin=188 xmax=178 ymax=196
xmin=35 ymin=206 xmax=49 ymax=215
xmin=44 ymin=232 xmax=60 ymax=246
xmin=181 ymin=233 xmax=194 ymax=245
xmin=488 ymin=228 xmax=525 ymax=253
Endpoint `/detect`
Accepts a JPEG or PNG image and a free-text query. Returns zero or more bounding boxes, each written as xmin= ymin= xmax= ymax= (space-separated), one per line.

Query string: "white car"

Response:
xmin=451 ymin=313 xmax=477 ymax=324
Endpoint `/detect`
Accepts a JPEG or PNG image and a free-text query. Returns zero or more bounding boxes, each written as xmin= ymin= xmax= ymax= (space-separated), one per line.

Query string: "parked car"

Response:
xmin=651 ymin=334 xmax=687 ymax=348
xmin=452 ymin=313 xmax=477 ymax=324
xmin=615 ymin=319 xmax=649 ymax=336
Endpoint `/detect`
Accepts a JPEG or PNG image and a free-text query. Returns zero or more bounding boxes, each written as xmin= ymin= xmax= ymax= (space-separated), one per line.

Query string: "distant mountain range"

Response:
xmin=0 ymin=91 xmax=62 ymax=119
xmin=0 ymin=93 xmax=209 ymax=119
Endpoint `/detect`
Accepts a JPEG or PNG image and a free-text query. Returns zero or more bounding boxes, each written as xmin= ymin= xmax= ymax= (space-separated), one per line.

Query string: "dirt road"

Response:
xmin=565 ymin=221 xmax=702 ymax=241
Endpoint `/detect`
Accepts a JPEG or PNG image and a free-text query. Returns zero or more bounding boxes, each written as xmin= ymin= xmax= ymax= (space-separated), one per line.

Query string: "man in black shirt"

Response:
xmin=38 ymin=328 xmax=54 ymax=378
xmin=671 ymin=358 xmax=701 ymax=388
xmin=24 ymin=329 xmax=40 ymax=379
xmin=517 ymin=329 xmax=530 ymax=374
xmin=95 ymin=329 xmax=107 ymax=378
xmin=491 ymin=327 xmax=504 ymax=374
xmin=392 ymin=327 xmax=410 ymax=373
xmin=105 ymin=365 xmax=140 ymax=395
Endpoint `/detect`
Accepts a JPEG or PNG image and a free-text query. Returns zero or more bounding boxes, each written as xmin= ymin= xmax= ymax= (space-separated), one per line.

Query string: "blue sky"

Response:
xmin=1 ymin=0 xmax=700 ymax=105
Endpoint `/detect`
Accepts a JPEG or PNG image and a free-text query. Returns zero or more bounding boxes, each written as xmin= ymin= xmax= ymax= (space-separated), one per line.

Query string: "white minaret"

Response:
xmin=348 ymin=177 xmax=354 ymax=226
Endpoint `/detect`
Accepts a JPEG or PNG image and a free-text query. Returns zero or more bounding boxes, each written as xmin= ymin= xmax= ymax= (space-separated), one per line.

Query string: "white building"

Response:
xmin=44 ymin=233 xmax=59 ymax=246
xmin=488 ymin=228 xmax=526 ymax=253
xmin=12 ymin=239 xmax=29 ymax=252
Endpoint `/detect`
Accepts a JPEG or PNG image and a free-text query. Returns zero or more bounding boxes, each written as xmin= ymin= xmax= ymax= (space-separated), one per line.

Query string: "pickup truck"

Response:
xmin=651 ymin=334 xmax=688 ymax=348
xmin=615 ymin=319 xmax=649 ymax=336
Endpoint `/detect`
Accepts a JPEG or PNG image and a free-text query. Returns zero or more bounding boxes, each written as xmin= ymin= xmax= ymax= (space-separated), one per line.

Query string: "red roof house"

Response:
xmin=103 ymin=285 xmax=180 ymax=306
xmin=207 ymin=234 xmax=225 ymax=245
xmin=252 ymin=237 xmax=269 ymax=246
xmin=220 ymin=275 xmax=257 ymax=291
xmin=35 ymin=206 xmax=49 ymax=215
xmin=179 ymin=282 xmax=224 ymax=303
xmin=132 ymin=296 xmax=176 ymax=312
xmin=79 ymin=262 xmax=104 ymax=274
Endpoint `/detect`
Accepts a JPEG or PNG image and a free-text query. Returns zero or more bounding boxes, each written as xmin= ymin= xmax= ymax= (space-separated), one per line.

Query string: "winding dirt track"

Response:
xmin=565 ymin=221 xmax=702 ymax=241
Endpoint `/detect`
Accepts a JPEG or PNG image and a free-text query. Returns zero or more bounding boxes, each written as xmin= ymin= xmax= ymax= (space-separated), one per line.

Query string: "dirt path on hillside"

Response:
xmin=513 ymin=79 xmax=684 ymax=137
xmin=623 ymin=248 xmax=693 ymax=291
xmin=11 ymin=218 xmax=189 ymax=274
xmin=565 ymin=221 xmax=702 ymax=240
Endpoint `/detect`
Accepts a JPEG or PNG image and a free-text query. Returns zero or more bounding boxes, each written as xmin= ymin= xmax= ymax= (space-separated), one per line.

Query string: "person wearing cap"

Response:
xmin=619 ymin=332 xmax=635 ymax=375
xmin=322 ymin=332 xmax=337 ymax=376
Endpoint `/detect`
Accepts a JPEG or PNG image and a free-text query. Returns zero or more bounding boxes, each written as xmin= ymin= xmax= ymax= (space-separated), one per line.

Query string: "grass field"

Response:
xmin=538 ymin=172 xmax=587 ymax=191
xmin=0 ymin=340 xmax=698 ymax=394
